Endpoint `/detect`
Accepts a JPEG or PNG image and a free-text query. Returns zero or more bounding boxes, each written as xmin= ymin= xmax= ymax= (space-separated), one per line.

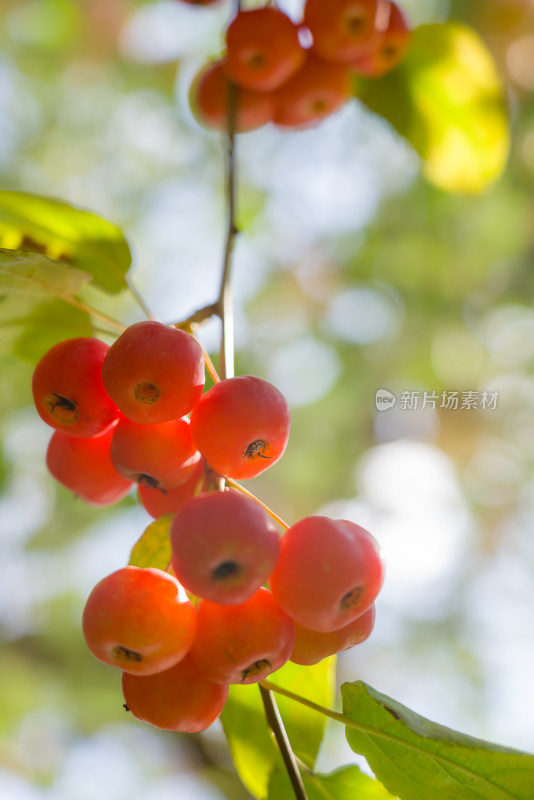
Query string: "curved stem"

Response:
xmin=225 ymin=478 xmax=290 ymax=530
xmin=127 ymin=278 xmax=157 ymax=321
xmin=260 ymin=680 xmax=348 ymax=726
xmin=259 ymin=685 xmax=309 ymax=800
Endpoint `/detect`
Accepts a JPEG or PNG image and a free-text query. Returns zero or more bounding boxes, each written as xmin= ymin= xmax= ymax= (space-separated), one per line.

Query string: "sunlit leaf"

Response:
xmin=268 ymin=765 xmax=398 ymax=800
xmin=0 ymin=192 xmax=131 ymax=293
xmin=342 ymin=681 xmax=534 ymax=800
xmin=0 ymin=248 xmax=91 ymax=297
xmin=221 ymin=658 xmax=335 ymax=799
xmin=128 ymin=515 xmax=173 ymax=570
xmin=354 ymin=24 xmax=510 ymax=194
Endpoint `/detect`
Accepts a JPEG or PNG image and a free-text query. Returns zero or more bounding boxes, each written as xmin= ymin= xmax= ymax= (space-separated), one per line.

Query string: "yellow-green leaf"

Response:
xmin=354 ymin=24 xmax=510 ymax=194
xmin=129 ymin=515 xmax=173 ymax=570
xmin=268 ymin=765 xmax=398 ymax=800
xmin=0 ymin=192 xmax=131 ymax=293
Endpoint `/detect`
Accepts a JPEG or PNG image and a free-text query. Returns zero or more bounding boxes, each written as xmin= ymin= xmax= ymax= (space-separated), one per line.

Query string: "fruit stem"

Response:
xmin=259 ymin=684 xmax=309 ymax=800
xmin=127 ymin=277 xmax=157 ymax=321
xmin=197 ymin=336 xmax=221 ymax=384
xmin=225 ymin=478 xmax=290 ymax=530
xmin=260 ymin=679 xmax=349 ymax=726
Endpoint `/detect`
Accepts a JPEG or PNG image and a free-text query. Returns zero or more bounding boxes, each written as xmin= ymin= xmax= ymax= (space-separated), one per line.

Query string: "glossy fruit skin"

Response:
xmin=350 ymin=1 xmax=410 ymax=76
xmin=191 ymin=59 xmax=274 ymax=134
xmin=111 ymin=416 xmax=201 ymax=491
xmin=290 ymin=605 xmax=376 ymax=665
xmin=190 ymin=587 xmax=295 ymax=684
xmin=171 ymin=489 xmax=280 ymax=604
xmin=138 ymin=457 xmax=205 ymax=519
xmin=270 ymin=516 xmax=384 ymax=632
xmin=102 ymin=321 xmax=205 ymax=424
xmin=190 ymin=375 xmax=290 ymax=480
xmin=46 ymin=424 xmax=132 ymax=506
xmin=32 ymin=337 xmax=118 ymax=438
xmin=273 ymin=54 xmax=352 ymax=129
xmin=225 ymin=8 xmax=305 ymax=91
xmin=304 ymin=0 xmax=379 ymax=63
xmin=82 ymin=566 xmax=196 ymax=675
xmin=122 ymin=655 xmax=228 ymax=733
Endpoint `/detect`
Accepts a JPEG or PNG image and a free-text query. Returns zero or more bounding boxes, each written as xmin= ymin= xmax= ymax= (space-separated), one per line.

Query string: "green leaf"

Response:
xmin=0 ymin=248 xmax=92 ymax=298
xmin=12 ymin=298 xmax=93 ymax=362
xmin=221 ymin=658 xmax=335 ymax=799
xmin=342 ymin=681 xmax=534 ymax=800
xmin=0 ymin=191 xmax=131 ymax=293
xmin=354 ymin=24 xmax=510 ymax=194
xmin=268 ymin=765 xmax=398 ymax=800
xmin=128 ymin=515 xmax=173 ymax=570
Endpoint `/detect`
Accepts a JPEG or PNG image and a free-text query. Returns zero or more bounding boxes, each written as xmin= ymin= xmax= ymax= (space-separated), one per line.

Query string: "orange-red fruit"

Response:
xmin=270 ymin=516 xmax=384 ymax=632
xmin=225 ymin=7 xmax=305 ymax=91
xmin=102 ymin=321 xmax=205 ymax=424
xmin=189 ymin=375 xmax=290 ymax=480
xmin=290 ymin=605 xmax=376 ymax=665
xmin=191 ymin=59 xmax=274 ymax=133
xmin=351 ymin=1 xmax=410 ymax=76
xmin=304 ymin=0 xmax=379 ymax=63
xmin=32 ymin=338 xmax=118 ymax=438
xmin=170 ymin=489 xmax=280 ymax=604
xmin=189 ymin=587 xmax=295 ymax=684
xmin=46 ymin=424 xmax=132 ymax=506
xmin=82 ymin=566 xmax=196 ymax=675
xmin=177 ymin=0 xmax=220 ymax=5
xmin=111 ymin=416 xmax=201 ymax=491
xmin=273 ymin=54 xmax=352 ymax=129
xmin=139 ymin=458 xmax=205 ymax=519
xmin=122 ymin=656 xmax=228 ymax=732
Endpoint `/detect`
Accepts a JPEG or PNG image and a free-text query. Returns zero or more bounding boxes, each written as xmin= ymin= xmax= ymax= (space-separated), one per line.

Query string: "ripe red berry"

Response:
xmin=122 ymin=655 xmax=228 ymax=732
xmin=270 ymin=516 xmax=384 ymax=632
xmin=189 ymin=587 xmax=295 ymax=684
xmin=189 ymin=375 xmax=290 ymax=480
xmin=304 ymin=0 xmax=379 ymax=63
xmin=82 ymin=566 xmax=196 ymax=675
xmin=32 ymin=337 xmax=118 ymax=438
xmin=350 ymin=1 xmax=410 ymax=76
xmin=273 ymin=54 xmax=352 ymax=129
xmin=138 ymin=457 xmax=205 ymax=519
xmin=46 ymin=424 xmax=132 ymax=506
xmin=111 ymin=416 xmax=201 ymax=491
xmin=190 ymin=59 xmax=274 ymax=134
xmin=290 ymin=605 xmax=376 ymax=665
xmin=102 ymin=321 xmax=205 ymax=424
xmin=225 ymin=8 xmax=305 ymax=92
xmin=170 ymin=489 xmax=280 ymax=604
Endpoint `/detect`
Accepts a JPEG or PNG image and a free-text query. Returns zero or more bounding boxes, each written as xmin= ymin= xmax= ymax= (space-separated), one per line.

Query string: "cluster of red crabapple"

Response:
xmin=32 ymin=321 xmax=385 ymax=733
xmin=186 ymin=0 xmax=411 ymax=133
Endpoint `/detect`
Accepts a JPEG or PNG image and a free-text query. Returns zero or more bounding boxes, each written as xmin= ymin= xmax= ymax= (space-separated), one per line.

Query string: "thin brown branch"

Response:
xmin=259 ymin=685 xmax=309 ymax=800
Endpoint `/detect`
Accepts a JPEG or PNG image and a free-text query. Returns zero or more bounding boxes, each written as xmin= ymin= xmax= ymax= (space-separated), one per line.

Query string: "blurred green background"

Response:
xmin=1 ymin=0 xmax=534 ymax=797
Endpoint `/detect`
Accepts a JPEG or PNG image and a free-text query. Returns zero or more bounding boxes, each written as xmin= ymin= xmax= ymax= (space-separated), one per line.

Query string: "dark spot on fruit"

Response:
xmin=137 ymin=474 xmax=167 ymax=493
xmin=133 ymin=382 xmax=161 ymax=405
xmin=247 ymin=51 xmax=267 ymax=70
xmin=123 ymin=704 xmax=130 ymax=712
xmin=340 ymin=586 xmax=363 ymax=611
xmin=241 ymin=659 xmax=271 ymax=681
xmin=311 ymin=98 xmax=328 ymax=113
xmin=243 ymin=440 xmax=271 ymax=460
xmin=46 ymin=393 xmax=78 ymax=424
xmin=346 ymin=14 xmax=366 ymax=35
xmin=113 ymin=645 xmax=142 ymax=663
xmin=382 ymin=44 xmax=398 ymax=60
xmin=212 ymin=561 xmax=242 ymax=582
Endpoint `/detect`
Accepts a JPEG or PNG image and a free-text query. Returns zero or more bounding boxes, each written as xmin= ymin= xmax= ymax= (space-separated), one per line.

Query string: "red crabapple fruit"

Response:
xmin=46 ymin=424 xmax=132 ymax=506
xmin=270 ymin=516 xmax=384 ymax=632
xmin=190 ymin=59 xmax=274 ymax=134
xmin=122 ymin=656 xmax=228 ymax=733
xmin=138 ymin=458 xmax=205 ymax=519
xmin=110 ymin=416 xmax=201 ymax=491
xmin=290 ymin=605 xmax=376 ymax=665
xmin=350 ymin=1 xmax=410 ymax=76
xmin=32 ymin=337 xmax=118 ymax=438
xmin=82 ymin=566 xmax=196 ymax=675
xmin=170 ymin=489 xmax=280 ymax=604
xmin=225 ymin=7 xmax=305 ymax=92
xmin=189 ymin=587 xmax=295 ymax=684
xmin=189 ymin=375 xmax=290 ymax=479
xmin=304 ymin=0 xmax=379 ymax=63
xmin=101 ymin=321 xmax=205 ymax=424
